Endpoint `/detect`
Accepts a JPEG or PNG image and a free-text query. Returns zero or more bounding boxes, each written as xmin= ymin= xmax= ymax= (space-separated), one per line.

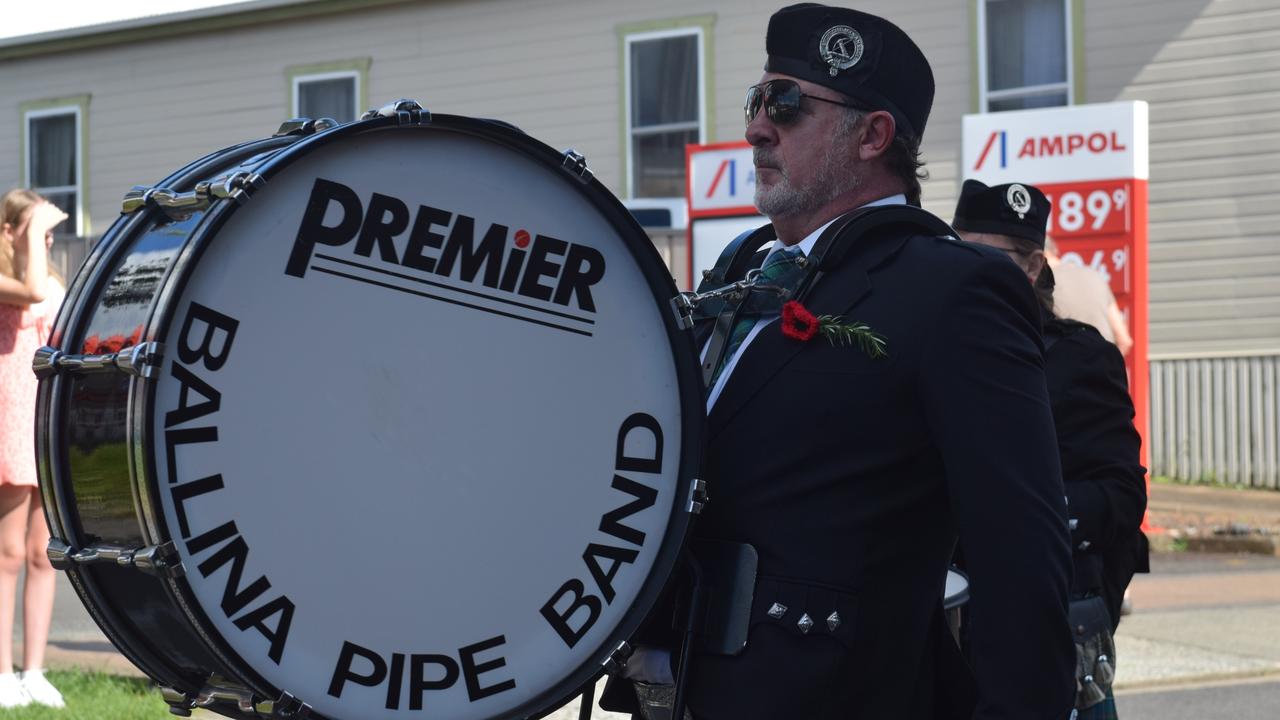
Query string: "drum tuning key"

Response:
xmin=33 ymin=341 xmax=164 ymax=380
xmin=561 ymin=149 xmax=594 ymax=184
xmin=273 ymin=116 xmax=340 ymax=137
xmin=360 ymin=98 xmax=431 ymax=126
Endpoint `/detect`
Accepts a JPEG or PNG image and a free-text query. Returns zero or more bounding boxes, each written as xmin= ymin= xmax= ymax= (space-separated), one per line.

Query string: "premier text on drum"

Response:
xmin=285 ymin=178 xmax=606 ymax=313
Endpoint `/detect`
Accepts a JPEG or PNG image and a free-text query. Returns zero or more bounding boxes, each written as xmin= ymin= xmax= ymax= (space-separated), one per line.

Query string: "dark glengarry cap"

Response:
xmin=765 ymin=4 xmax=934 ymax=139
xmin=951 ymin=179 xmax=1052 ymax=247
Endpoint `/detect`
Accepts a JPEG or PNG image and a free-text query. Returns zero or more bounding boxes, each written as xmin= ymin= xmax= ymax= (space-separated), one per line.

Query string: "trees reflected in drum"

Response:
xmin=36 ymin=103 xmax=703 ymax=720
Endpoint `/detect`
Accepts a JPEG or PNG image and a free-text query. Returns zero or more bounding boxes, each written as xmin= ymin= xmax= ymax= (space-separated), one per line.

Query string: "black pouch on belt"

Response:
xmin=686 ymin=538 xmax=759 ymax=656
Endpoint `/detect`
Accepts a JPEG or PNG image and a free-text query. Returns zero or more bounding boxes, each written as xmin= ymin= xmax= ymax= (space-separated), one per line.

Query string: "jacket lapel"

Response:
xmin=706 ymin=231 xmax=910 ymax=439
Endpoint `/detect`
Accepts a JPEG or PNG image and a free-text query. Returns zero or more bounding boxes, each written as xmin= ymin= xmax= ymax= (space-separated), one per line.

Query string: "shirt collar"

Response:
xmin=768 ymin=194 xmax=908 ymax=259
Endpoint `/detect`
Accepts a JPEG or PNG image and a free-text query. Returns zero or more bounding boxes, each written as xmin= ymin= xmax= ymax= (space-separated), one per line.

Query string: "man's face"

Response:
xmin=958 ymin=230 xmax=1046 ymax=284
xmin=746 ymin=73 xmax=863 ymax=219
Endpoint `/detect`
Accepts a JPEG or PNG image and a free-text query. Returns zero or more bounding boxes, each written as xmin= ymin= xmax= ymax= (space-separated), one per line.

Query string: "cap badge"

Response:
xmin=819 ymin=25 xmax=864 ymax=77
xmin=1007 ymin=184 xmax=1032 ymax=219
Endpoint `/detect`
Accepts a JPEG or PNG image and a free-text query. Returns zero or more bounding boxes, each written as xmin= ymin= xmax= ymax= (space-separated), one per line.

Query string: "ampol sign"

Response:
xmin=684 ymin=142 xmax=763 ymax=290
xmin=964 ymin=101 xmax=1151 ymax=506
xmin=965 ymin=101 xmax=1148 ymax=184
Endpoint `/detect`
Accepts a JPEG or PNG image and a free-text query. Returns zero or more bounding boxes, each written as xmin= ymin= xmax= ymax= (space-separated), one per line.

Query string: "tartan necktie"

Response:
xmin=708 ymin=245 xmax=807 ymax=389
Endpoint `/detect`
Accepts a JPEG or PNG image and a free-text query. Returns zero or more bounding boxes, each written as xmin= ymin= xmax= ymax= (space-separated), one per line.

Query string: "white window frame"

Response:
xmin=22 ymin=104 xmax=84 ymax=237
xmin=977 ymin=0 xmax=1074 ymax=113
xmin=623 ymin=26 xmax=708 ymax=199
xmin=291 ymin=69 xmax=361 ymax=122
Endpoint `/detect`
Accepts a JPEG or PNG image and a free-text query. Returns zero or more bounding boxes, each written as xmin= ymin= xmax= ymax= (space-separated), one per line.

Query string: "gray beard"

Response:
xmin=753 ymin=148 xmax=861 ymax=218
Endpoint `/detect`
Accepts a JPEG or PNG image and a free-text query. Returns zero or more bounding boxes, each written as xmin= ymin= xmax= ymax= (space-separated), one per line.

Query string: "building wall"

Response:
xmin=0 ymin=0 xmax=968 ymax=235
xmin=1083 ymin=0 xmax=1280 ymax=358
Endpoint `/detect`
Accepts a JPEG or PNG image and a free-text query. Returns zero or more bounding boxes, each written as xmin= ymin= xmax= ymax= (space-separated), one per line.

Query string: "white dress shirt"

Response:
xmin=703 ymin=194 xmax=907 ymax=410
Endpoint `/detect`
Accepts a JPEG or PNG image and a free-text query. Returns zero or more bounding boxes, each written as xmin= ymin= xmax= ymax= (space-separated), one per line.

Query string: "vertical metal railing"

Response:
xmin=1150 ymin=355 xmax=1280 ymax=489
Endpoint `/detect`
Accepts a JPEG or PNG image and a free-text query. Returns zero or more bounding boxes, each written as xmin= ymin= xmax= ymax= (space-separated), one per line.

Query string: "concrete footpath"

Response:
xmin=24 ymin=482 xmax=1280 ymax=718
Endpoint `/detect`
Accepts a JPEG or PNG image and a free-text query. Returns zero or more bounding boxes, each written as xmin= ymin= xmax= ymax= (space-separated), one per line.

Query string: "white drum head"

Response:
xmin=149 ymin=126 xmax=691 ymax=719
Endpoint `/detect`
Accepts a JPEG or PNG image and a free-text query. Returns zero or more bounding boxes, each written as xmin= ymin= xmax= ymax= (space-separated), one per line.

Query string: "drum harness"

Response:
xmin=647 ymin=204 xmax=957 ymax=720
xmin=676 ymin=204 xmax=955 ymax=390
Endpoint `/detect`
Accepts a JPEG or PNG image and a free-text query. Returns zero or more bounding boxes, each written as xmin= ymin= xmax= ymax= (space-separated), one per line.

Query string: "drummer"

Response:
xmin=603 ymin=4 xmax=1075 ymax=719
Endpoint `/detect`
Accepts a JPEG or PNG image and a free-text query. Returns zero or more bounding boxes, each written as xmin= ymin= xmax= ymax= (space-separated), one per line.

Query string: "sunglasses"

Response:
xmin=744 ymin=79 xmax=867 ymax=127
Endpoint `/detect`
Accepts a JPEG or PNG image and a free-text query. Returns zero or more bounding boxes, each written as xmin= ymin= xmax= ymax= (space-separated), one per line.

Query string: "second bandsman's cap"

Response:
xmin=951 ymin=179 xmax=1052 ymax=247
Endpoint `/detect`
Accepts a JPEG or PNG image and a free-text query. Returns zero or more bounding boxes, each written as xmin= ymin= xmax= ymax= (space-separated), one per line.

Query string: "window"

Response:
xmin=22 ymin=101 xmax=85 ymax=238
xmin=624 ymin=25 xmax=707 ymax=198
xmin=287 ymin=59 xmax=370 ymax=125
xmin=979 ymin=0 xmax=1073 ymax=112
xmin=294 ymin=71 xmax=359 ymax=123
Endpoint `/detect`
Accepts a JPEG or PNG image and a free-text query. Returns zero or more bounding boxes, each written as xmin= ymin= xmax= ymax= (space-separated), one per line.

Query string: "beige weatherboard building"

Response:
xmin=2 ymin=0 xmax=1277 ymax=486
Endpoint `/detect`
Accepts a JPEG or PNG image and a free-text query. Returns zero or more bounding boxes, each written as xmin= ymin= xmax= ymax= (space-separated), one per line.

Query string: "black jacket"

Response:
xmin=606 ymin=217 xmax=1076 ymax=720
xmin=1044 ymin=317 xmax=1148 ymax=629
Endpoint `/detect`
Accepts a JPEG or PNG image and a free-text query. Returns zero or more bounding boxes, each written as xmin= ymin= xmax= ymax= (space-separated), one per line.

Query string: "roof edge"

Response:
xmin=0 ymin=0 xmax=420 ymax=61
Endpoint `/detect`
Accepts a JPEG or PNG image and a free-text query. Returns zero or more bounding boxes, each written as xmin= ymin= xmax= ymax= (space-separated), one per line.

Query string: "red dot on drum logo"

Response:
xmin=514 ymin=230 xmax=531 ymax=248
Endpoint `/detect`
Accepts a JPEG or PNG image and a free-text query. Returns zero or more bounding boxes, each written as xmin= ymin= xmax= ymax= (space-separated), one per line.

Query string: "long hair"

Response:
xmin=0 ymin=189 xmax=43 ymax=281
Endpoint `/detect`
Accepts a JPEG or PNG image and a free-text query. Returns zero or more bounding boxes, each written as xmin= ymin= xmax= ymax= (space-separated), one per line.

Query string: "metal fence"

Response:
xmin=1151 ymin=355 xmax=1280 ymax=489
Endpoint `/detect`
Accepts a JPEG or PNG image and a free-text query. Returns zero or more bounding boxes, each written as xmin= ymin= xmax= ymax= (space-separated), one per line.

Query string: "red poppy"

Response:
xmin=82 ymin=335 xmax=101 ymax=354
xmin=781 ymin=300 xmax=819 ymax=342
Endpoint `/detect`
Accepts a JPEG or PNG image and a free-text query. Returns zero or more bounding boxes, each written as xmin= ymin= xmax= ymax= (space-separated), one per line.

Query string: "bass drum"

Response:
xmin=35 ymin=100 xmax=704 ymax=720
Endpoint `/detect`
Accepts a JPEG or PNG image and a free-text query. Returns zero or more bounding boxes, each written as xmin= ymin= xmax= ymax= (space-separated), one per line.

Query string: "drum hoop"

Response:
xmin=132 ymin=113 xmax=705 ymax=719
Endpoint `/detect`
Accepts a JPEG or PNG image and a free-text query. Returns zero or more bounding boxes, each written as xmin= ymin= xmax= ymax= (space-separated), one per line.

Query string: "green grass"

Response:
xmin=1 ymin=670 xmax=171 ymax=719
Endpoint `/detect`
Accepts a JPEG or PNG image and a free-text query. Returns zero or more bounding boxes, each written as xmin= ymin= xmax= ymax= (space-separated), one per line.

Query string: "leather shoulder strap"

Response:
xmin=796 ymin=205 xmax=955 ymax=301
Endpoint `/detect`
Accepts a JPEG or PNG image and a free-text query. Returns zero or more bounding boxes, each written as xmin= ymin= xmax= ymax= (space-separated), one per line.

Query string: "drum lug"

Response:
xmin=209 ymin=171 xmax=267 ymax=205
xmin=189 ymin=678 xmax=312 ymax=719
xmin=46 ymin=538 xmax=184 ymax=578
xmin=560 ymin=149 xmax=594 ymax=184
xmin=150 ymin=185 xmax=213 ymax=219
xmin=160 ymin=686 xmax=196 ymax=716
xmin=120 ymin=172 xmax=264 ymax=216
xmin=274 ymin=117 xmax=339 ymax=137
xmin=669 ymin=294 xmax=695 ymax=330
xmin=33 ymin=341 xmax=165 ymax=380
xmin=194 ymin=679 xmax=260 ymax=715
xmin=208 ymin=172 xmax=266 ymax=206
xmin=45 ymin=538 xmax=73 ymax=569
xmin=361 ymin=98 xmax=432 ymax=126
xmin=257 ymin=691 xmax=313 ymax=719
xmin=133 ymin=541 xmax=186 ymax=578
xmin=686 ymin=478 xmax=708 ymax=515
xmin=122 ymin=185 xmax=155 ymax=213
xmin=602 ymin=640 xmax=633 ymax=674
